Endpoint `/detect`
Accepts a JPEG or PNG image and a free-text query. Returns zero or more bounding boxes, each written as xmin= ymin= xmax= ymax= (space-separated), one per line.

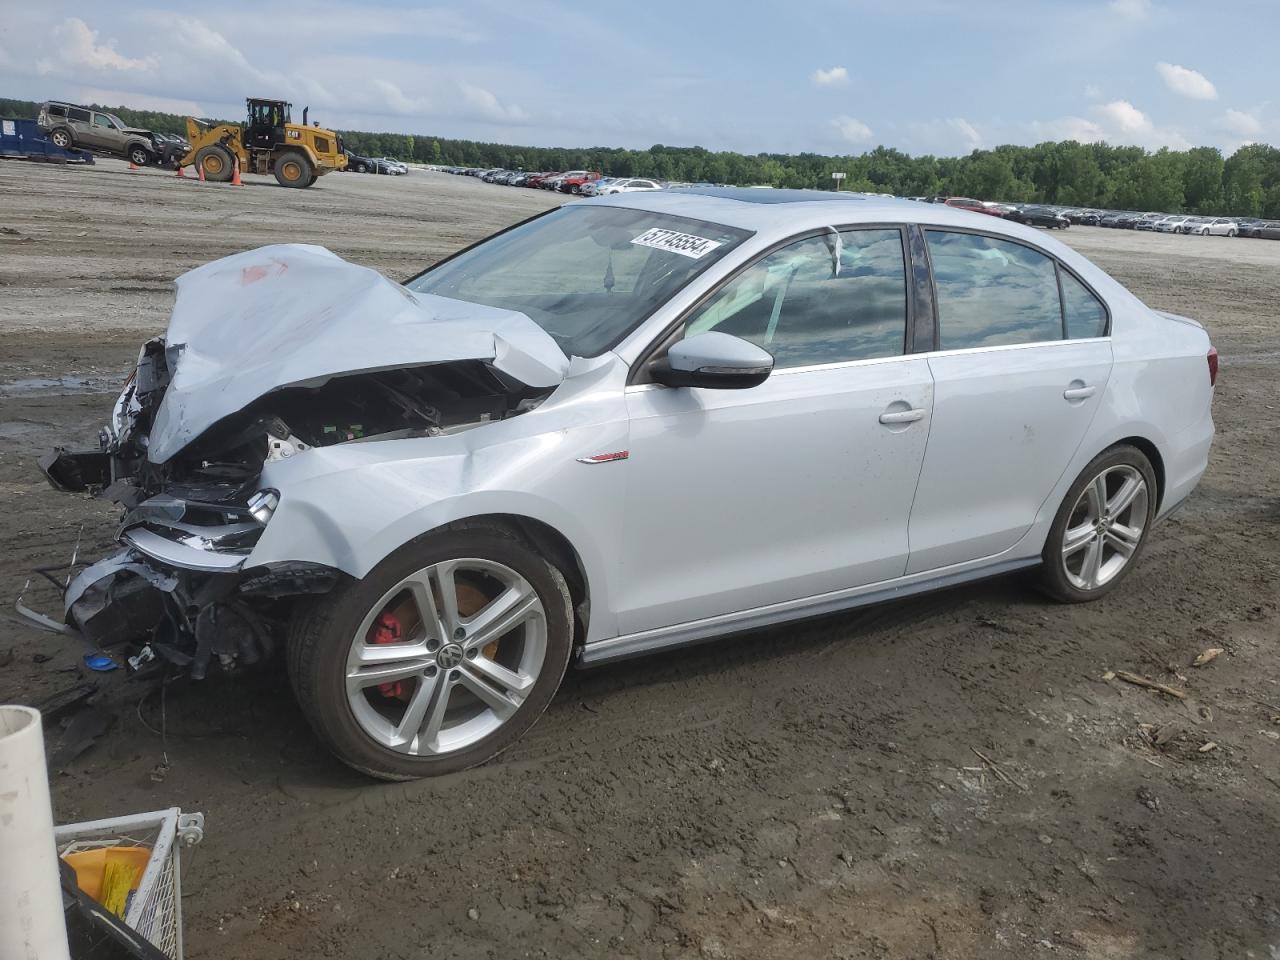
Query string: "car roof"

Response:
xmin=588 ymin=186 xmax=1039 ymax=237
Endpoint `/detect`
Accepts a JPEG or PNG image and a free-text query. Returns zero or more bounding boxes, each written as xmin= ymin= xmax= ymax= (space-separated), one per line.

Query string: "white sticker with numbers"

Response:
xmin=630 ymin=227 xmax=723 ymax=259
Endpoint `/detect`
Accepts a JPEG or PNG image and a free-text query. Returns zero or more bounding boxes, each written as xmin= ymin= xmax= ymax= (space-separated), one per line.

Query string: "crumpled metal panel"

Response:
xmin=146 ymin=244 xmax=570 ymax=463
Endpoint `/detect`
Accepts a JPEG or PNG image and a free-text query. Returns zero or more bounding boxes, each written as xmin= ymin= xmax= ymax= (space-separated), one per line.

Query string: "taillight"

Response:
xmin=1207 ymin=347 xmax=1219 ymax=387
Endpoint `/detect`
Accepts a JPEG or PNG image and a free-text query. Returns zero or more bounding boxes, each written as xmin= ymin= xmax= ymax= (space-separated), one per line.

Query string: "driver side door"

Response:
xmin=617 ymin=227 xmax=935 ymax=635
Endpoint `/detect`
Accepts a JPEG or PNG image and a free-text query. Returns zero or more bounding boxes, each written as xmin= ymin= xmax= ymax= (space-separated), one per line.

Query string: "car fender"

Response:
xmin=247 ymin=364 xmax=632 ymax=642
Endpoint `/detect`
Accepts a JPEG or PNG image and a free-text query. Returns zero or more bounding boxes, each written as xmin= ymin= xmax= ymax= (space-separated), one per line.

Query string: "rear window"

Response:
xmin=1060 ymin=270 xmax=1108 ymax=339
xmin=926 ymin=231 xmax=1062 ymax=348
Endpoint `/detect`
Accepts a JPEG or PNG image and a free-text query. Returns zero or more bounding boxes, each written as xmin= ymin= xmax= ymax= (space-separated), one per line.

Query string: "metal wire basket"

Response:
xmin=55 ymin=807 xmax=205 ymax=960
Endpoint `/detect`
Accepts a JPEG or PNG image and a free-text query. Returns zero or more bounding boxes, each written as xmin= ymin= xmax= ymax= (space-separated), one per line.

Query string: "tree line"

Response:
xmin=3 ymin=96 xmax=1278 ymax=216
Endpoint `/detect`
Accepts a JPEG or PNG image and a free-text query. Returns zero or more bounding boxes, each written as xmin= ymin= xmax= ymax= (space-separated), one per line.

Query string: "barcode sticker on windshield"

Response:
xmin=631 ymin=228 xmax=723 ymax=259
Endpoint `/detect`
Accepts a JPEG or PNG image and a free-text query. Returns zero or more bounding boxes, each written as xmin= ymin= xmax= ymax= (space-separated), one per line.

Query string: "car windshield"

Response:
xmin=407 ymin=205 xmax=753 ymax=357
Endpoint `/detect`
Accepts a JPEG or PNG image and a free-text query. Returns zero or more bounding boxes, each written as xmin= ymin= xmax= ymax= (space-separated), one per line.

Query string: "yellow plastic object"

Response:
xmin=62 ymin=846 xmax=151 ymax=917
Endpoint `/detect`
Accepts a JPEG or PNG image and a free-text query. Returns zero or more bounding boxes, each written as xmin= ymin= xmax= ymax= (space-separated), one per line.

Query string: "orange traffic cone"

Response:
xmin=231 ymin=158 xmax=243 ymax=187
xmin=175 ymin=164 xmax=186 ymax=178
xmin=128 ymin=161 xmax=140 ymax=171
xmin=197 ymin=162 xmax=205 ymax=182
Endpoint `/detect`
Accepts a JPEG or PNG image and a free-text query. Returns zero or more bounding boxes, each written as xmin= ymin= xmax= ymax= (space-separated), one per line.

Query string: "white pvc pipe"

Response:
xmin=0 ymin=706 xmax=71 ymax=960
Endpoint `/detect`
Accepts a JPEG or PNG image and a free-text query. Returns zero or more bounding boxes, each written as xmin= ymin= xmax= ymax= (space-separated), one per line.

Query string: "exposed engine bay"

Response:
xmin=24 ymin=243 xmax=567 ymax=678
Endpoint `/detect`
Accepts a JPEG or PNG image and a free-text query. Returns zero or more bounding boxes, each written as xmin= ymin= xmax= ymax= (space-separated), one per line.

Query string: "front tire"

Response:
xmin=195 ymin=144 xmax=235 ymax=182
xmin=288 ymin=527 xmax=574 ymax=780
xmin=273 ymin=150 xmax=313 ymax=188
xmin=128 ymin=144 xmax=152 ymax=167
xmin=1038 ymin=445 xmax=1157 ymax=603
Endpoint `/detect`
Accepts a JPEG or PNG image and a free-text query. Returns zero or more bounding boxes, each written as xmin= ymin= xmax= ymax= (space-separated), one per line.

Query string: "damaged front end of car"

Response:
xmin=26 ymin=243 xmax=568 ymax=677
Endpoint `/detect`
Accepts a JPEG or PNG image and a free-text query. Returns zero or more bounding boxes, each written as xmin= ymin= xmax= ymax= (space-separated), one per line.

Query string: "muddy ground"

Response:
xmin=1 ymin=158 xmax=1277 ymax=960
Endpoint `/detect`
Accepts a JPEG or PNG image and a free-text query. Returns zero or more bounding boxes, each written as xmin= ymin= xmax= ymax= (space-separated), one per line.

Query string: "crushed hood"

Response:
xmin=147 ymin=244 xmax=569 ymax=463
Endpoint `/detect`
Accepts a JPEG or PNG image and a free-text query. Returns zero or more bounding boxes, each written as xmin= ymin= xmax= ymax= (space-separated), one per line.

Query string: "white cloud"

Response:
xmin=1221 ymin=108 xmax=1262 ymax=137
xmin=1097 ymin=99 xmax=1152 ymax=134
xmin=947 ymin=117 xmax=982 ymax=150
xmin=458 ymin=83 xmax=528 ymax=123
xmin=1031 ymin=116 xmax=1106 ymax=143
xmin=1108 ymin=0 xmax=1153 ymax=20
xmin=1089 ymin=99 xmax=1190 ymax=149
xmin=831 ymin=115 xmax=872 ymax=143
xmin=811 ymin=66 xmax=849 ymax=87
xmin=1083 ymin=84 xmax=1102 ymax=100
xmin=39 ymin=18 xmax=152 ymax=74
xmin=1156 ymin=62 xmax=1217 ymax=101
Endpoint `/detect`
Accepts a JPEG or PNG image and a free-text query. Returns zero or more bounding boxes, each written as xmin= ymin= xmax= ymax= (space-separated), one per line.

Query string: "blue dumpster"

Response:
xmin=0 ymin=117 xmax=95 ymax=163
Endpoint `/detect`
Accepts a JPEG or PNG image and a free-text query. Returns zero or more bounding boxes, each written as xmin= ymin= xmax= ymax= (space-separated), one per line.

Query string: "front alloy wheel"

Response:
xmin=1039 ymin=445 xmax=1157 ymax=602
xmin=345 ymin=559 xmax=548 ymax=756
xmin=289 ymin=527 xmax=573 ymax=780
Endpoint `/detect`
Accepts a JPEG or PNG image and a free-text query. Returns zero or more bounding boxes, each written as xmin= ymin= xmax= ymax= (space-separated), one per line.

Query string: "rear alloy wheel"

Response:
xmin=50 ymin=128 xmax=73 ymax=149
xmin=1038 ymin=445 xmax=1157 ymax=603
xmin=195 ymin=144 xmax=234 ymax=182
xmin=273 ymin=150 xmax=313 ymax=188
xmin=289 ymin=528 xmax=573 ymax=780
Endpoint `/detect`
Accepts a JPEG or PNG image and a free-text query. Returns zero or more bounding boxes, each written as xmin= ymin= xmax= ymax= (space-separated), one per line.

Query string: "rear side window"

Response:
xmin=1060 ymin=269 xmax=1107 ymax=339
xmin=685 ymin=227 xmax=908 ymax=368
xmin=47 ymin=104 xmax=67 ymax=118
xmin=926 ymin=230 xmax=1062 ymax=348
xmin=68 ymin=108 xmax=90 ymax=123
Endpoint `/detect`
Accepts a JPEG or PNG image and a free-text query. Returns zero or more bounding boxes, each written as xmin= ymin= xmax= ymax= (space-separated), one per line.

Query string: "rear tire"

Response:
xmin=355 ymin=162 xmax=368 ymax=173
xmin=49 ymin=128 xmax=73 ymax=149
xmin=195 ymin=144 xmax=234 ymax=182
xmin=273 ymin=150 xmax=313 ymax=188
xmin=1038 ymin=445 xmax=1157 ymax=603
xmin=288 ymin=527 xmax=574 ymax=780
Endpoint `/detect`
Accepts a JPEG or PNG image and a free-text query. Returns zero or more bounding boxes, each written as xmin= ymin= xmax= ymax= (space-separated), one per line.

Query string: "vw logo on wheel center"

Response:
xmin=436 ymin=643 xmax=465 ymax=669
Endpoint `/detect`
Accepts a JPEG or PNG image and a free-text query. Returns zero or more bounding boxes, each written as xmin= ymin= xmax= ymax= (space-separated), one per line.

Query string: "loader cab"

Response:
xmin=246 ymin=98 xmax=290 ymax=151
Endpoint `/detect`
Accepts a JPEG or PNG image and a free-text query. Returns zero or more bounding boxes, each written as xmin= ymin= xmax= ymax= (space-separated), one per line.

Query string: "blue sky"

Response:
xmin=1 ymin=0 xmax=1273 ymax=156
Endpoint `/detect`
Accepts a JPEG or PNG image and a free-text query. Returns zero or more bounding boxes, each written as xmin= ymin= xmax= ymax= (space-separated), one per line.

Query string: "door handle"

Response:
xmin=1063 ymin=384 xmax=1096 ymax=400
xmin=879 ymin=408 xmax=925 ymax=425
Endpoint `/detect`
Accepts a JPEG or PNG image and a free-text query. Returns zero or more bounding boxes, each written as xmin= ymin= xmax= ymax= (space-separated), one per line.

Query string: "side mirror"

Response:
xmin=651 ymin=332 xmax=774 ymax=390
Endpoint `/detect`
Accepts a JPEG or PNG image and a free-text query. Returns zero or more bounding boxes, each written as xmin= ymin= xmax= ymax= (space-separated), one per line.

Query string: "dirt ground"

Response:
xmin=1 ymin=158 xmax=1277 ymax=960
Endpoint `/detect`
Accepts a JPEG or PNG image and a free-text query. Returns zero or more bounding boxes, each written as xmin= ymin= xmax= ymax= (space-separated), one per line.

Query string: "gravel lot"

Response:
xmin=1 ymin=158 xmax=1277 ymax=960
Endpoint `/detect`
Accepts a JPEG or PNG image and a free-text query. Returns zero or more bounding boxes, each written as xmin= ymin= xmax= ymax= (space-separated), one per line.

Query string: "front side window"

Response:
xmin=926 ymin=230 xmax=1062 ymax=349
xmin=407 ymin=206 xmax=751 ymax=358
xmin=683 ymin=228 xmax=908 ymax=369
xmin=92 ymin=113 xmax=115 ymax=129
xmin=68 ymin=108 xmax=90 ymax=123
xmin=1060 ymin=269 xmax=1108 ymax=339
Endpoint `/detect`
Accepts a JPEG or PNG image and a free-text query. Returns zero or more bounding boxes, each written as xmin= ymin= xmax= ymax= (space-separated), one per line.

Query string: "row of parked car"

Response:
xmin=342 ymin=151 xmax=409 ymax=175
xmin=915 ymin=196 xmax=1280 ymax=238
xmin=432 ymin=168 xmax=1280 ymax=239
xmin=443 ymin=166 xmax=668 ymax=195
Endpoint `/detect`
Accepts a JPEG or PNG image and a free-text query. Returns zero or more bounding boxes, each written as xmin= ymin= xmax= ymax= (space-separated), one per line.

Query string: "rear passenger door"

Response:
xmin=905 ymin=229 xmax=1113 ymax=574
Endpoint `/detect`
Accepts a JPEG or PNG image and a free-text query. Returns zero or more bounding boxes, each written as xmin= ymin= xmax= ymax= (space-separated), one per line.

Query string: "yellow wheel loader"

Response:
xmin=181 ymin=98 xmax=347 ymax=188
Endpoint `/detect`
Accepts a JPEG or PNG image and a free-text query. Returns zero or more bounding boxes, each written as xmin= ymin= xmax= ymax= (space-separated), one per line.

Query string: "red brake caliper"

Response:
xmin=369 ymin=611 xmax=405 ymax=698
